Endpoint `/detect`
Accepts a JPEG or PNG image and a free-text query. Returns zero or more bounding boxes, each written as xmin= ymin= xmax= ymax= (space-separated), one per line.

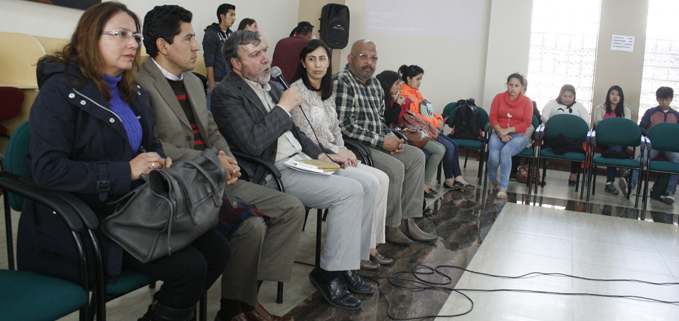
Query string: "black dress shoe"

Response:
xmin=605 ymin=182 xmax=619 ymax=195
xmin=342 ymin=270 xmax=374 ymax=295
xmin=424 ymin=191 xmax=435 ymax=198
xmin=309 ymin=267 xmax=361 ymax=310
xmin=430 ymin=189 xmax=438 ymax=195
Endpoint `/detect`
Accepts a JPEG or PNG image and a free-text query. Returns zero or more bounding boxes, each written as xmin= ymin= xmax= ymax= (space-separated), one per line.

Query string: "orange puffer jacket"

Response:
xmin=400 ymin=83 xmax=444 ymax=128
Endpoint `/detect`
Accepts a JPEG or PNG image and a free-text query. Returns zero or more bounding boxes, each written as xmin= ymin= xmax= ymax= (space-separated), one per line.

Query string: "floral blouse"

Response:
xmin=290 ymin=79 xmax=345 ymax=153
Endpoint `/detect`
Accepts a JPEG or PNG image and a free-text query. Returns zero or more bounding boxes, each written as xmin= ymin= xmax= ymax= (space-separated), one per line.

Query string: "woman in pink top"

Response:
xmin=488 ymin=73 xmax=534 ymax=198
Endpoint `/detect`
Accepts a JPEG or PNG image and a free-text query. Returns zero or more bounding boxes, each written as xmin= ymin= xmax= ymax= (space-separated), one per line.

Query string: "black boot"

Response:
xmin=138 ymin=300 xmax=196 ymax=321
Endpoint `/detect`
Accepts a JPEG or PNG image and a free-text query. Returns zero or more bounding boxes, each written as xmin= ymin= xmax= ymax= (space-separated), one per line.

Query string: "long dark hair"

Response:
xmin=398 ymin=64 xmax=424 ymax=84
xmin=376 ymin=70 xmax=400 ymax=110
xmin=556 ymin=84 xmax=577 ymax=107
xmin=604 ymin=85 xmax=625 ymax=118
xmin=290 ymin=39 xmax=333 ymax=101
xmin=237 ymin=18 xmax=256 ymax=31
xmin=44 ymin=2 xmax=141 ymax=103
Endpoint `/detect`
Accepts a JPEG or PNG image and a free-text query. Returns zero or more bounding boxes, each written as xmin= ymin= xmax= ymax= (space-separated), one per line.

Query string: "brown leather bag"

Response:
xmin=516 ymin=164 xmax=542 ymax=185
xmin=397 ymin=127 xmax=429 ymax=148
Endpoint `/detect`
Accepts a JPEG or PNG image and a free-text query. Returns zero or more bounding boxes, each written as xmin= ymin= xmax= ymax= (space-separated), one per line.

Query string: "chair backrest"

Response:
xmin=442 ymin=102 xmax=458 ymax=118
xmin=544 ymin=114 xmax=589 ymax=143
xmin=445 ymin=106 xmax=458 ymax=128
xmin=595 ymin=117 xmax=641 ymax=147
xmin=0 ymin=86 xmax=24 ymax=122
xmin=5 ymin=121 xmax=30 ymax=210
xmin=647 ymin=122 xmax=679 ymax=153
xmin=532 ymin=114 xmax=539 ymax=129
xmin=477 ymin=107 xmax=489 ymax=130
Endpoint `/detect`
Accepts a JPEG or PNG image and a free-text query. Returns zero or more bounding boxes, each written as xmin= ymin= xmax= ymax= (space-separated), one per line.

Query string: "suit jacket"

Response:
xmin=211 ymin=72 xmax=322 ymax=184
xmin=135 ymin=58 xmax=233 ymax=161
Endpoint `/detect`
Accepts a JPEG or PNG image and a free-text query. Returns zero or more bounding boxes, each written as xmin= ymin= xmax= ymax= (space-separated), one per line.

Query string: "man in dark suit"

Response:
xmin=135 ymin=6 xmax=304 ymax=321
xmin=211 ymin=30 xmax=375 ymax=311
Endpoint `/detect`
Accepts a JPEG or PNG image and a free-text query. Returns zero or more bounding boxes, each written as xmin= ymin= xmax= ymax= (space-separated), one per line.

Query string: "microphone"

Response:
xmin=270 ymin=66 xmax=290 ymax=89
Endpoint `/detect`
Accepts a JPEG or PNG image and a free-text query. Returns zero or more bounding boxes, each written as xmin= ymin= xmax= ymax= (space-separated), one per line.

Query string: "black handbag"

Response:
xmin=102 ymin=148 xmax=236 ymax=263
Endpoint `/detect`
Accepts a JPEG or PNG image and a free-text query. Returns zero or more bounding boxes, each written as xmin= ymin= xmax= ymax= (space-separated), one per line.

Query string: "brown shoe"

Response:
xmin=253 ymin=303 xmax=293 ymax=321
xmin=385 ymin=226 xmax=413 ymax=246
xmin=360 ymin=259 xmax=380 ymax=270
xmin=401 ymin=218 xmax=437 ymax=242
xmin=370 ymin=251 xmax=393 ymax=265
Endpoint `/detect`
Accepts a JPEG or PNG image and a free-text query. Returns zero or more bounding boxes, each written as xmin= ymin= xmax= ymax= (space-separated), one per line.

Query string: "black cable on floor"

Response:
xmin=358 ymin=264 xmax=679 ymax=320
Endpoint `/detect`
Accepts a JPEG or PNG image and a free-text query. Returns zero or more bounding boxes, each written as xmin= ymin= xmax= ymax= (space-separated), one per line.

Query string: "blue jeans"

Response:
xmin=206 ymin=81 xmax=219 ymax=110
xmin=488 ymin=132 xmax=527 ymax=190
xmin=630 ymin=149 xmax=679 ymax=194
xmin=435 ymin=133 xmax=462 ymax=179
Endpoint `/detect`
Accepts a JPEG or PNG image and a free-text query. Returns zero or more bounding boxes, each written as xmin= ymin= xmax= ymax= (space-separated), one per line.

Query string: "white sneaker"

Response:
xmin=618 ymin=178 xmax=628 ymax=197
xmin=660 ymin=193 xmax=675 ymax=205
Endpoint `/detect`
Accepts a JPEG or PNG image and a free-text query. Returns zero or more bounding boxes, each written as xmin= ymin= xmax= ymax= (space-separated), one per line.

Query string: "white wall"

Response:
xmin=0 ymin=0 xmax=300 ymax=58
xmin=339 ymin=0 xmax=493 ymax=111
xmin=482 ymin=0 xmax=533 ymax=110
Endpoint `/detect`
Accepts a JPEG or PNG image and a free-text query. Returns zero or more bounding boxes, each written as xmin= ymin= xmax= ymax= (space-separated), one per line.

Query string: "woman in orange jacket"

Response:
xmin=399 ymin=65 xmax=472 ymax=195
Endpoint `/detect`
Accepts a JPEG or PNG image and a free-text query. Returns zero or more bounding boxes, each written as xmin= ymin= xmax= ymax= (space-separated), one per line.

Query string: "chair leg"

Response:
xmin=575 ymin=167 xmax=580 ymax=192
xmin=276 ymin=282 xmax=284 ymax=304
xmin=302 ymin=208 xmax=310 ymax=231
xmin=643 ymin=168 xmax=651 ymax=211
xmin=199 ymin=292 xmax=207 ymax=321
xmin=592 ymin=166 xmax=597 ymax=195
xmin=464 ymin=149 xmax=470 ymax=168
xmin=437 ymin=161 xmax=442 ymax=184
xmin=315 ymin=209 xmax=322 ymax=267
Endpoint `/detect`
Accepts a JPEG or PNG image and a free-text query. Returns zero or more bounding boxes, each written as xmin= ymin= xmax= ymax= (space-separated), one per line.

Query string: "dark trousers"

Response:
xmin=124 ymin=229 xmax=231 ymax=309
xmin=435 ymin=133 xmax=462 ymax=178
xmin=605 ymin=145 xmax=623 ymax=182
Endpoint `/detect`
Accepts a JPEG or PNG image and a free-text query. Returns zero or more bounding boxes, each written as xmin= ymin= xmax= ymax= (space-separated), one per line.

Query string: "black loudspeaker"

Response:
xmin=320 ymin=4 xmax=350 ymax=49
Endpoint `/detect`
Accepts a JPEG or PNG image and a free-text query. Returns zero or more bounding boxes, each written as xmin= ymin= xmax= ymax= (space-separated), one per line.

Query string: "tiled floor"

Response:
xmin=2 ymin=158 xmax=678 ymax=320
xmin=437 ymin=203 xmax=679 ymax=321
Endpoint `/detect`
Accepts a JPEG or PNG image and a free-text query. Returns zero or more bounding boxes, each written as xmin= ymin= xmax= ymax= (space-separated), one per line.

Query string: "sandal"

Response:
xmin=496 ymin=190 xmax=508 ymax=199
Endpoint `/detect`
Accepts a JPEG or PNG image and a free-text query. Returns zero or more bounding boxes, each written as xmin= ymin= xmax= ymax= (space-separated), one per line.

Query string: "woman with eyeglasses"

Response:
xmin=18 ymin=3 xmax=230 ymax=320
xmin=592 ymin=85 xmax=632 ymax=195
xmin=541 ymin=84 xmax=590 ymax=186
xmin=398 ymin=65 xmax=473 ymax=198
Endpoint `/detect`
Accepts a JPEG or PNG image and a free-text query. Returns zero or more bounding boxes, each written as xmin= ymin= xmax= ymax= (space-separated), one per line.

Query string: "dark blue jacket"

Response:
xmin=17 ymin=58 xmax=164 ymax=284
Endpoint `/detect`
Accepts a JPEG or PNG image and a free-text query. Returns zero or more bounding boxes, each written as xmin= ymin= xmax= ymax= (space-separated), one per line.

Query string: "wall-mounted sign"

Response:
xmin=611 ymin=35 xmax=635 ymax=52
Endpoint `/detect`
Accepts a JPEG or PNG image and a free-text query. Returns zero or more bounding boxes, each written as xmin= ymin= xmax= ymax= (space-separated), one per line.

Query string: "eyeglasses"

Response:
xmin=102 ymin=30 xmax=144 ymax=45
xmin=355 ymin=53 xmax=378 ymax=62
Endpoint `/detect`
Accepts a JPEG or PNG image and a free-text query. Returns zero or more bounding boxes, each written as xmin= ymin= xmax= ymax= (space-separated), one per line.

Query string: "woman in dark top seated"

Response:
xmin=17 ymin=3 xmax=230 ymax=320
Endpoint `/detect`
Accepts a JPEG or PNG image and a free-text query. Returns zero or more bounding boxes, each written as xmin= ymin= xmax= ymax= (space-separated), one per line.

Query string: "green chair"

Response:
xmin=445 ymin=106 xmax=490 ymax=181
xmin=641 ymin=122 xmax=679 ymax=210
xmin=2 ymin=122 xmax=191 ymax=321
xmin=535 ymin=114 xmax=589 ymax=199
xmin=513 ymin=115 xmax=540 ymax=194
xmin=442 ymin=102 xmax=459 ymax=119
xmin=586 ymin=117 xmax=644 ymax=207
xmin=0 ymin=121 xmax=89 ymax=321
